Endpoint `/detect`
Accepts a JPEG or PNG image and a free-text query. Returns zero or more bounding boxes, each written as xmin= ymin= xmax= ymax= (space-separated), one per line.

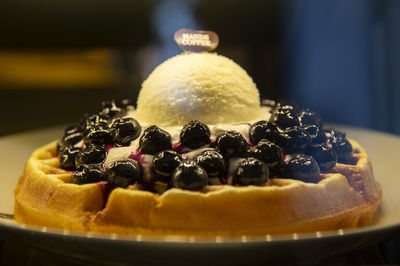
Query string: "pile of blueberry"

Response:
xmin=57 ymin=100 xmax=354 ymax=193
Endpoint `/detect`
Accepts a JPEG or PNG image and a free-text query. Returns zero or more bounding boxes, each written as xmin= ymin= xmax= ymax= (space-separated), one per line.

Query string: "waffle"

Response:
xmin=14 ymin=139 xmax=381 ymax=236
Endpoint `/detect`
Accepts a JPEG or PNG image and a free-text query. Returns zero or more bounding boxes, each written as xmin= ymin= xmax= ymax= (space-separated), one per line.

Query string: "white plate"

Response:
xmin=1 ymin=125 xmax=400 ymax=265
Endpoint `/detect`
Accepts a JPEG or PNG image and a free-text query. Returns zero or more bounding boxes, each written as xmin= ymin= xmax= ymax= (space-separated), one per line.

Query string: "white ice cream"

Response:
xmin=134 ymin=52 xmax=267 ymax=126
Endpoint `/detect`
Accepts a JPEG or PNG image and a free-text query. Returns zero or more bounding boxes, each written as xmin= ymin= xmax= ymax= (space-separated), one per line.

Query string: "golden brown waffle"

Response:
xmin=14 ymin=139 xmax=381 ymax=236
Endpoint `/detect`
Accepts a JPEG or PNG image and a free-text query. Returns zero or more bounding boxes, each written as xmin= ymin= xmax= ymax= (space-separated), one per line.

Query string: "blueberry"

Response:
xmin=75 ymin=144 xmax=106 ymax=168
xmin=275 ymin=126 xmax=311 ymax=153
xmin=179 ymin=120 xmax=211 ymax=149
xmin=299 ymin=108 xmax=323 ymax=128
xmin=111 ymin=118 xmax=141 ymax=146
xmin=73 ymin=164 xmax=105 ymax=184
xmin=282 ymin=154 xmax=320 ymax=183
xmin=270 ymin=105 xmax=301 ymax=129
xmin=64 ymin=124 xmax=81 ymax=137
xmin=301 ymin=125 xmax=319 ymax=140
xmin=152 ymin=150 xmax=183 ymax=183
xmin=248 ymin=139 xmax=283 ymax=175
xmin=106 ymin=159 xmax=142 ymax=188
xmin=195 ymin=149 xmax=227 ymax=178
xmin=311 ymin=130 xmax=327 ymax=145
xmin=215 ymin=131 xmax=248 ymax=158
xmin=99 ymin=99 xmax=126 ymax=118
xmin=85 ymin=114 xmax=110 ymax=128
xmin=139 ymin=125 xmax=172 ymax=155
xmin=83 ymin=124 xmax=112 ymax=146
xmin=306 ymin=143 xmax=337 ymax=171
xmin=248 ymin=120 xmax=279 ymax=145
xmin=325 ymin=129 xmax=353 ymax=163
xmin=234 ymin=158 xmax=269 ymax=186
xmin=172 ymin=162 xmax=208 ymax=191
xmin=59 ymin=146 xmax=82 ymax=170
xmin=62 ymin=131 xmax=83 ymax=147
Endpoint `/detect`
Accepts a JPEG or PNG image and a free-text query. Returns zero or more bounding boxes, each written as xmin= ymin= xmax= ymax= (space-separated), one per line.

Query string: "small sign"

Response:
xmin=174 ymin=28 xmax=219 ymax=53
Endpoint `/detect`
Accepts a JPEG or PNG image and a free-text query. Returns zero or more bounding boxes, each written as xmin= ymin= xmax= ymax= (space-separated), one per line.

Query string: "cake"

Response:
xmin=14 ymin=52 xmax=382 ymax=236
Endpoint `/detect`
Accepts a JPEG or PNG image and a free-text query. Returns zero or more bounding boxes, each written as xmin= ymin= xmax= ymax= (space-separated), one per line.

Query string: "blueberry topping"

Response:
xmin=299 ymin=108 xmax=323 ymax=128
xmin=215 ymin=131 xmax=248 ymax=158
xmin=195 ymin=149 xmax=227 ymax=178
xmin=85 ymin=114 xmax=110 ymax=128
xmin=59 ymin=146 xmax=82 ymax=170
xmin=248 ymin=139 xmax=283 ymax=175
xmin=111 ymin=118 xmax=141 ymax=146
xmin=62 ymin=131 xmax=83 ymax=147
xmin=83 ymin=124 xmax=112 ymax=146
xmin=325 ymin=129 xmax=353 ymax=163
xmin=73 ymin=164 xmax=105 ymax=184
xmin=270 ymin=105 xmax=301 ymax=129
xmin=99 ymin=99 xmax=126 ymax=118
xmin=282 ymin=154 xmax=320 ymax=183
xmin=302 ymin=125 xmax=319 ymax=140
xmin=275 ymin=126 xmax=311 ymax=153
xmin=234 ymin=158 xmax=269 ymax=186
xmin=139 ymin=125 xmax=172 ymax=155
xmin=64 ymin=124 xmax=81 ymax=137
xmin=106 ymin=159 xmax=142 ymax=188
xmin=172 ymin=162 xmax=208 ymax=191
xmin=179 ymin=120 xmax=211 ymax=149
xmin=75 ymin=144 xmax=106 ymax=168
xmin=248 ymin=120 xmax=279 ymax=145
xmin=152 ymin=150 xmax=183 ymax=183
xmin=311 ymin=130 xmax=327 ymax=145
xmin=306 ymin=143 xmax=337 ymax=171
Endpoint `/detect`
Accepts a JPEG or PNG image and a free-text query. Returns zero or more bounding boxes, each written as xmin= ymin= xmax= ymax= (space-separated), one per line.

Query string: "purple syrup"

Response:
xmin=129 ymin=150 xmax=146 ymax=164
xmin=172 ymin=143 xmax=183 ymax=152
xmin=105 ymin=145 xmax=114 ymax=152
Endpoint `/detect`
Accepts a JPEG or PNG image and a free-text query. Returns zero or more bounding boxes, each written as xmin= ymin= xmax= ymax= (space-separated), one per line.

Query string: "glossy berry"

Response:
xmin=107 ymin=159 xmax=142 ymax=188
xmin=234 ymin=158 xmax=269 ymax=186
xmin=195 ymin=149 xmax=227 ymax=178
xmin=172 ymin=162 xmax=208 ymax=191
xmin=275 ymin=126 xmax=311 ymax=153
xmin=83 ymin=124 xmax=112 ymax=146
xmin=73 ymin=164 xmax=105 ymax=184
xmin=215 ymin=131 xmax=248 ymax=158
xmin=85 ymin=114 xmax=110 ymax=129
xmin=99 ymin=99 xmax=126 ymax=118
xmin=299 ymin=108 xmax=323 ymax=128
xmin=59 ymin=146 xmax=82 ymax=170
xmin=325 ymin=129 xmax=353 ymax=163
xmin=75 ymin=144 xmax=106 ymax=168
xmin=282 ymin=154 xmax=320 ymax=183
xmin=248 ymin=120 xmax=279 ymax=145
xmin=179 ymin=120 xmax=211 ymax=149
xmin=306 ymin=143 xmax=337 ymax=171
xmin=270 ymin=105 xmax=301 ymax=129
xmin=62 ymin=131 xmax=83 ymax=147
xmin=111 ymin=118 xmax=141 ymax=146
xmin=64 ymin=124 xmax=81 ymax=137
xmin=302 ymin=125 xmax=319 ymax=140
xmin=139 ymin=125 xmax=172 ymax=155
xmin=152 ymin=150 xmax=183 ymax=183
xmin=249 ymin=139 xmax=283 ymax=175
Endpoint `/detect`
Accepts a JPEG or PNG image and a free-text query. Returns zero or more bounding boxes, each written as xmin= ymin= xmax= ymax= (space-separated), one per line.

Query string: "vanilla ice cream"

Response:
xmin=134 ymin=52 xmax=266 ymax=126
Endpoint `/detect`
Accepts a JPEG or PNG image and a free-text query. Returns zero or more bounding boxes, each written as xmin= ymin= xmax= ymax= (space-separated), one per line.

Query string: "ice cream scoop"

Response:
xmin=135 ymin=52 xmax=266 ymax=126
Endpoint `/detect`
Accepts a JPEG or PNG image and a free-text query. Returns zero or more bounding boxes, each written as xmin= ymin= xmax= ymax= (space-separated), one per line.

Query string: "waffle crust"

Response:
xmin=14 ymin=140 xmax=382 ymax=236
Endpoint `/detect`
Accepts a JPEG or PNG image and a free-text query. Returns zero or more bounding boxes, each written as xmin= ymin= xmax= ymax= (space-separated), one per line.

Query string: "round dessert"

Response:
xmin=14 ymin=52 xmax=382 ymax=236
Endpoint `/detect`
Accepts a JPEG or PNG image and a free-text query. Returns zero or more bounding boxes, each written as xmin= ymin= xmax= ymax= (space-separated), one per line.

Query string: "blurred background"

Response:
xmin=0 ymin=0 xmax=399 ymax=136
